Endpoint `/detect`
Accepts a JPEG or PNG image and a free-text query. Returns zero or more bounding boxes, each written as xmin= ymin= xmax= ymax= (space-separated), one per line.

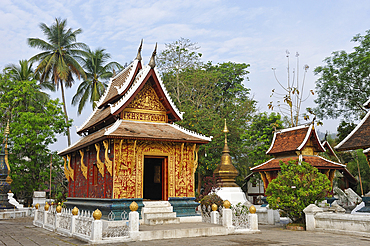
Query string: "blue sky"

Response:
xmin=1 ymin=0 xmax=370 ymax=151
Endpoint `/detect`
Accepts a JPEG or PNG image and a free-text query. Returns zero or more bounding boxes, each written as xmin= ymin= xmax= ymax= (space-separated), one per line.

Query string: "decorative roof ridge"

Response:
xmin=96 ymin=61 xmax=134 ymax=108
xmin=250 ymin=158 xmax=275 ymax=171
xmin=170 ymin=122 xmax=213 ymax=142
xmin=335 ymin=109 xmax=370 ymax=150
xmin=76 ymin=106 xmax=101 ymax=133
xmin=322 ymin=140 xmax=341 ymax=163
xmin=110 ymin=65 xmax=151 ymax=114
xmin=265 ymin=131 xmax=277 ymax=154
xmin=275 ymin=124 xmax=309 ymax=134
xmin=363 ymin=147 xmax=370 ymax=154
xmin=58 ymin=136 xmax=84 ymax=155
xmin=104 ymin=119 xmax=122 ymax=136
xmin=297 ymin=123 xmax=325 ymax=152
xmin=315 ymin=155 xmax=346 ymax=168
xmin=153 ymin=67 xmax=184 ymax=119
xmin=116 ymin=60 xmax=142 ymax=95
xmin=363 ymin=98 xmax=370 ymax=108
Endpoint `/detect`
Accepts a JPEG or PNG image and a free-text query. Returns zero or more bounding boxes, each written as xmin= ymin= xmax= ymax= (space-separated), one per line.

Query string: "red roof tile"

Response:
xmin=267 ymin=126 xmax=309 ymax=154
xmin=251 ymin=155 xmax=345 ymax=172
xmin=336 ymin=110 xmax=370 ymax=151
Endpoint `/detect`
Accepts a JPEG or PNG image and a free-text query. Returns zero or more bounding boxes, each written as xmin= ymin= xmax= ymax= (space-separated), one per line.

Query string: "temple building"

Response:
xmin=335 ymin=98 xmax=370 ymax=163
xmin=58 ymin=42 xmax=212 ymax=219
xmin=250 ymin=123 xmax=356 ymax=193
xmin=0 ymin=121 xmax=12 ymax=209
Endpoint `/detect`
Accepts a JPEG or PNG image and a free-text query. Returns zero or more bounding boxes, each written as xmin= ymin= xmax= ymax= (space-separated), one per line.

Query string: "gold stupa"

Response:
xmin=213 ymin=119 xmax=239 ymax=187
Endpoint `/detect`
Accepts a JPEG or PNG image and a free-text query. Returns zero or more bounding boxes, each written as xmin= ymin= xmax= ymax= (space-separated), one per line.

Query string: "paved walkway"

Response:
xmin=1 ymin=217 xmax=370 ymax=245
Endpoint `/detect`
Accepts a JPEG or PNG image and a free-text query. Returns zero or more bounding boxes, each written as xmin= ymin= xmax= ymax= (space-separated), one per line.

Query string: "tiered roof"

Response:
xmin=251 ymin=123 xmax=345 ymax=172
xmin=266 ymin=124 xmax=325 ymax=155
xmin=59 ymin=42 xmax=211 ymax=156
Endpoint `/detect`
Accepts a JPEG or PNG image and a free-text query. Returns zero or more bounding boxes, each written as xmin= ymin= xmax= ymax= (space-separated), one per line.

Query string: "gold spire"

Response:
xmin=136 ymin=39 xmax=143 ymax=61
xmin=213 ymin=119 xmax=238 ymax=187
xmin=4 ymin=120 xmax=9 ymax=136
xmin=148 ymin=43 xmax=157 ymax=68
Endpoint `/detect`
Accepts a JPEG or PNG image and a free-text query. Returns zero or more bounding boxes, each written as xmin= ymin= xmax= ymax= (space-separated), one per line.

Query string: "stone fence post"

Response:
xmin=129 ymin=202 xmax=140 ymax=240
xmin=43 ymin=202 xmax=50 ymax=227
xmin=91 ymin=209 xmax=103 ymax=242
xmin=222 ymin=200 xmax=233 ymax=228
xmin=70 ymin=207 xmax=79 ymax=235
xmin=249 ymin=205 xmax=259 ymax=231
xmin=210 ymin=204 xmax=219 ymax=224
xmin=303 ymin=204 xmax=323 ymax=231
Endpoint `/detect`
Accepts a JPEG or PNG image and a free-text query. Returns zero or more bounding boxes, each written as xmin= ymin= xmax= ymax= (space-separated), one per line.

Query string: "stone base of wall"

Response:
xmin=168 ymin=197 xmax=199 ymax=217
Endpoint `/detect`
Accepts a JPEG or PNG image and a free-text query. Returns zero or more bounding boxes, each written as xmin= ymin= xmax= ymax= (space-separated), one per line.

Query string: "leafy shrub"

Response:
xmin=196 ymin=174 xmax=221 ymax=202
xmin=266 ymin=160 xmax=331 ymax=223
xmin=200 ymin=193 xmax=224 ymax=208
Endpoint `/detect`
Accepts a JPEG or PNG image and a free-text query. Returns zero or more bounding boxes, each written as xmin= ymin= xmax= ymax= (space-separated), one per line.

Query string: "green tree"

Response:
xmin=314 ymin=30 xmax=370 ymax=121
xmin=4 ymin=60 xmax=54 ymax=103
xmin=241 ymin=112 xmax=284 ymax=169
xmin=336 ymin=120 xmax=356 ymax=143
xmin=346 ymin=150 xmax=370 ymax=195
xmin=72 ymin=48 xmax=122 ymax=114
xmin=266 ymin=160 xmax=331 ymax=223
xmin=0 ymin=73 xmax=70 ymax=204
xmin=28 ymin=18 xmax=88 ymax=146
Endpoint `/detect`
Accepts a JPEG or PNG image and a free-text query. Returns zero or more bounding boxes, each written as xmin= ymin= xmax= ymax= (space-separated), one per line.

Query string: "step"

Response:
xmin=141 ymin=206 xmax=173 ymax=214
xmin=147 ymin=217 xmax=180 ymax=225
xmin=142 ymin=201 xmax=171 ymax=208
xmin=144 ymin=212 xmax=177 ymax=224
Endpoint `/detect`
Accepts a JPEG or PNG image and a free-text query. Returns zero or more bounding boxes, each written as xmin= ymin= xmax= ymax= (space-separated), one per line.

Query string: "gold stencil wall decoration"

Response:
xmin=116 ymin=139 xmax=129 ymax=173
xmin=130 ymin=140 xmax=137 ymax=172
xmin=79 ymin=149 xmax=87 ymax=179
xmin=192 ymin=144 xmax=199 ymax=174
xmin=63 ymin=156 xmax=70 ymax=180
xmin=95 ymin=143 xmax=105 ymax=177
xmin=103 ymin=140 xmax=113 ymax=176
xmin=179 ymin=143 xmax=184 ymax=174
xmin=67 ymin=154 xmax=74 ymax=181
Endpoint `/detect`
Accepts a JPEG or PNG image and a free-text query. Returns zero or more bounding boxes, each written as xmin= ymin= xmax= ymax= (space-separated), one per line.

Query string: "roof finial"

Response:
xmin=136 ymin=39 xmax=143 ymax=61
xmin=149 ymin=43 xmax=157 ymax=68
xmin=112 ymin=68 xmax=116 ymax=77
xmin=4 ymin=120 xmax=10 ymax=136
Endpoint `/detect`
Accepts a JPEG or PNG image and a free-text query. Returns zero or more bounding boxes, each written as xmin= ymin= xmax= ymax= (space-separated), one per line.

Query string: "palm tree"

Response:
xmin=72 ymin=48 xmax=122 ymax=114
xmin=4 ymin=60 xmax=54 ymax=107
xmin=28 ymin=18 xmax=88 ymax=146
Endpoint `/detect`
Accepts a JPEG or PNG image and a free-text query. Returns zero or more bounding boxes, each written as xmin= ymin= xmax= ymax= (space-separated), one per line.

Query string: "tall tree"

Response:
xmin=314 ymin=30 xmax=370 ymax=121
xmin=0 ymin=73 xmax=70 ymax=204
xmin=72 ymin=48 xmax=122 ymax=114
xmin=157 ymin=38 xmax=202 ymax=108
xmin=28 ymin=18 xmax=88 ymax=146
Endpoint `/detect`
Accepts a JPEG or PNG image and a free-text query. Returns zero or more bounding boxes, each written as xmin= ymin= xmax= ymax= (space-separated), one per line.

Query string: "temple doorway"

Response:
xmin=143 ymin=157 xmax=167 ymax=200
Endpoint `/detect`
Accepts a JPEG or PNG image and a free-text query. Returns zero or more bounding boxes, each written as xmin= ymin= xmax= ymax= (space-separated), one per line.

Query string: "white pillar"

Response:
xmin=129 ymin=211 xmax=140 ymax=240
xmin=55 ymin=213 xmax=60 ymax=230
xmin=71 ymin=215 xmax=77 ymax=235
xmin=33 ymin=210 xmax=38 ymax=225
xmin=43 ymin=211 xmax=48 ymax=227
xmin=303 ymin=204 xmax=323 ymax=231
xmin=222 ymin=208 xmax=233 ymax=228
xmin=249 ymin=213 xmax=258 ymax=231
xmin=91 ymin=220 xmax=102 ymax=242
xmin=210 ymin=210 xmax=219 ymax=224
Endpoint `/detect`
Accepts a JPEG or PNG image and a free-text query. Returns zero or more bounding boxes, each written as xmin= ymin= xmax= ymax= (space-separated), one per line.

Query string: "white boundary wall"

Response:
xmin=304 ymin=204 xmax=370 ymax=237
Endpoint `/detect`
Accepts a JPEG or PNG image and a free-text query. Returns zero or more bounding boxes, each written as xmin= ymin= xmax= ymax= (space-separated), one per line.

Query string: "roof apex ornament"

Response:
xmin=136 ymin=39 xmax=143 ymax=61
xmin=149 ymin=42 xmax=157 ymax=68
